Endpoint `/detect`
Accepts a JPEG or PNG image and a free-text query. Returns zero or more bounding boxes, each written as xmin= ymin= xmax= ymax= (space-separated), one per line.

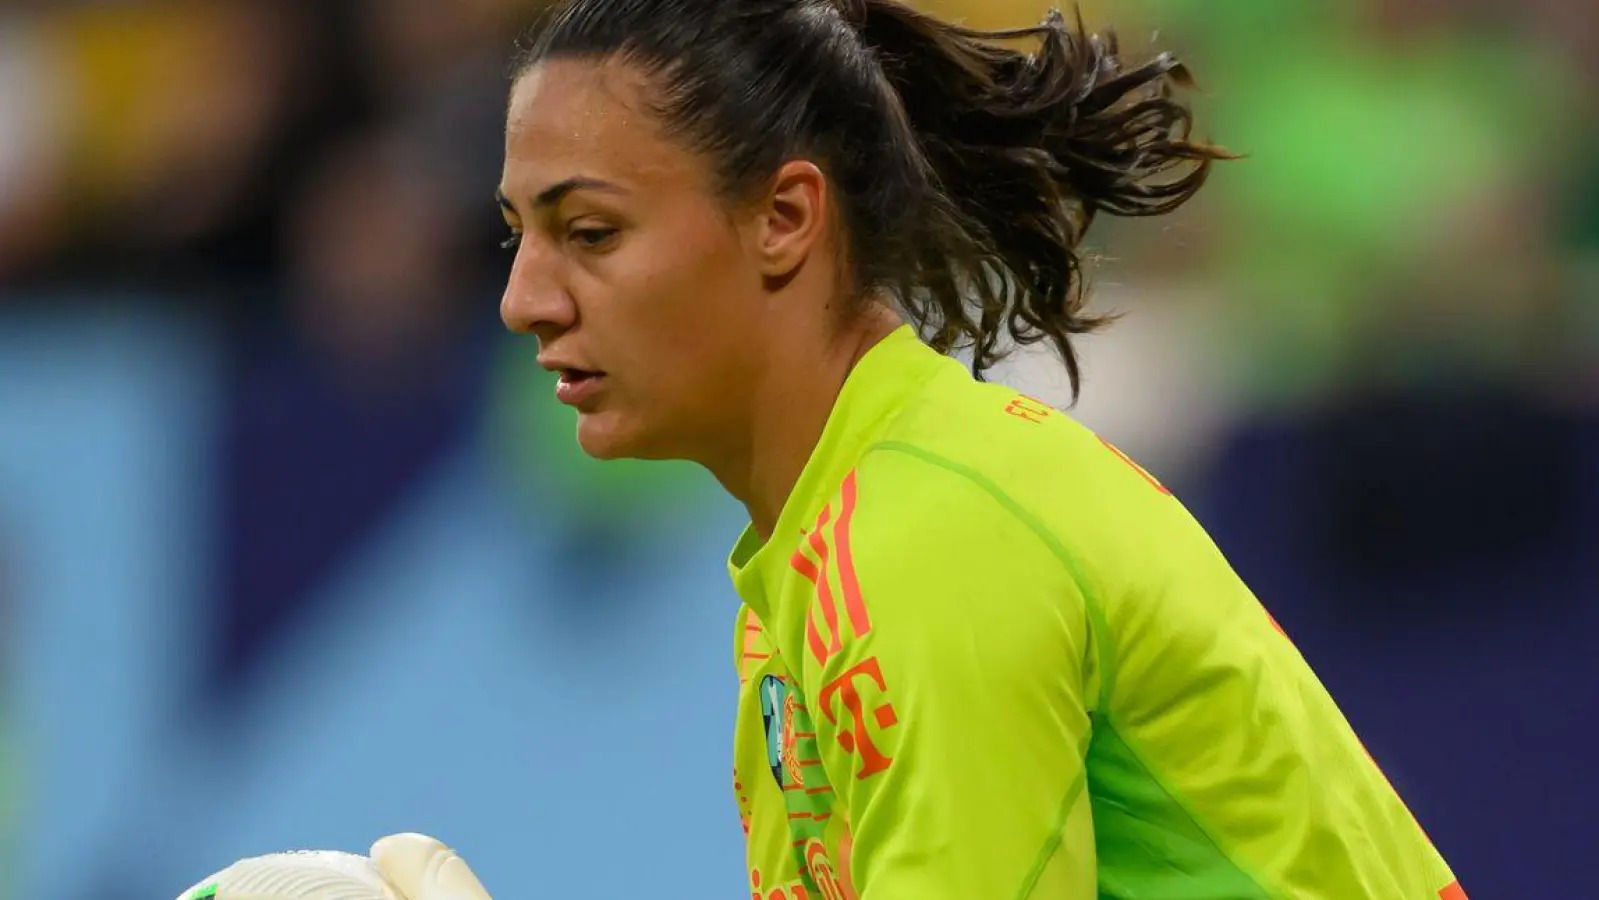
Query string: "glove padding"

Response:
xmin=173 ymin=834 xmax=488 ymax=900
xmin=370 ymin=833 xmax=493 ymax=900
xmin=173 ymin=851 xmax=400 ymax=900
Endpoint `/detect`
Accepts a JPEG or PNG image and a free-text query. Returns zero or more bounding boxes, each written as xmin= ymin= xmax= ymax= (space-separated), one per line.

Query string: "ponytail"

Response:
xmin=843 ymin=2 xmax=1231 ymax=391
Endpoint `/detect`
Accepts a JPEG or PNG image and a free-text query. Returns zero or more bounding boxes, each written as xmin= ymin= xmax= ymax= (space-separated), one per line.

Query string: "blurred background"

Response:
xmin=0 ymin=0 xmax=1593 ymax=897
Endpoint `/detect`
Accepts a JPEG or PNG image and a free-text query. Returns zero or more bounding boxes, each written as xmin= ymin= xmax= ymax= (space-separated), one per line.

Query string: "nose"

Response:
xmin=500 ymin=240 xmax=576 ymax=340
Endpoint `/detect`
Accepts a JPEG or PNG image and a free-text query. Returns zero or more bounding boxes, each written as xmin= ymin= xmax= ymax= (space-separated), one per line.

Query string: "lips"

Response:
xmin=553 ymin=368 xmax=606 ymax=406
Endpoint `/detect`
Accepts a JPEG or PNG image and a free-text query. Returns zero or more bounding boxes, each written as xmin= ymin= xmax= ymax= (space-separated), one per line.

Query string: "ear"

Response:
xmin=748 ymin=160 xmax=830 ymax=280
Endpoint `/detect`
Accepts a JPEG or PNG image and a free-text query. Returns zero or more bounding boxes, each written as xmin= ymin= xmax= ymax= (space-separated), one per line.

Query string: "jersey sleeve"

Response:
xmin=795 ymin=450 xmax=1099 ymax=899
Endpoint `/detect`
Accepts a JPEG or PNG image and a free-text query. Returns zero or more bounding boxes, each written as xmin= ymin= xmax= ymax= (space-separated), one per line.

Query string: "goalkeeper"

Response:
xmin=184 ymin=0 xmax=1467 ymax=897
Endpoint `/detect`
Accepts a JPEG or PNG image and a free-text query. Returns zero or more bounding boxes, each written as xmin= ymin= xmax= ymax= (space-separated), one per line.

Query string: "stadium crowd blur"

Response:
xmin=0 ymin=1 xmax=1594 ymax=898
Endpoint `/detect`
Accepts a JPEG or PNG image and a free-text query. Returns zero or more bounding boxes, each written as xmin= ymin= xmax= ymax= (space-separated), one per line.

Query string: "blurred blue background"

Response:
xmin=0 ymin=1 xmax=1594 ymax=898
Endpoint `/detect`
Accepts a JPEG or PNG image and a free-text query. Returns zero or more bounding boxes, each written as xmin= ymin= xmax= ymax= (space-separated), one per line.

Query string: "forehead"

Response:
xmin=503 ymin=57 xmax=706 ymax=200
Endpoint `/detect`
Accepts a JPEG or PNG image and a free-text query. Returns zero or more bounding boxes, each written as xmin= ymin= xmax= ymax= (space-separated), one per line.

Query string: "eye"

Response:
xmin=570 ymin=226 xmax=619 ymax=251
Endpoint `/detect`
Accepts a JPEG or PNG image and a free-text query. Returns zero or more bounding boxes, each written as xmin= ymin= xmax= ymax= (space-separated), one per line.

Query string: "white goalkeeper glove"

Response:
xmin=173 ymin=833 xmax=491 ymax=900
xmin=370 ymin=833 xmax=493 ymax=900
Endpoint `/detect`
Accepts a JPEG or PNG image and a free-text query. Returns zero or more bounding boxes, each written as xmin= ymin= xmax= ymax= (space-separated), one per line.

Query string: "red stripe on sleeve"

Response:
xmin=834 ymin=471 xmax=873 ymax=640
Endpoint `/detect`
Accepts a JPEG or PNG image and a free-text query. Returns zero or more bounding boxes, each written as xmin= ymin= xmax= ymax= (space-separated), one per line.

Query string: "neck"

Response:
xmin=710 ymin=307 xmax=901 ymax=541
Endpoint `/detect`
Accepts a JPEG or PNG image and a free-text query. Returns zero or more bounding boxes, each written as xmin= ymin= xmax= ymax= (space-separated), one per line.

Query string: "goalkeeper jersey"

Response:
xmin=727 ymin=326 xmax=1463 ymax=900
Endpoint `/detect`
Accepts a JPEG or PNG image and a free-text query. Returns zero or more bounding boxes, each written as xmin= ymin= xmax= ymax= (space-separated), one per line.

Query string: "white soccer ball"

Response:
xmin=174 ymin=850 xmax=402 ymax=900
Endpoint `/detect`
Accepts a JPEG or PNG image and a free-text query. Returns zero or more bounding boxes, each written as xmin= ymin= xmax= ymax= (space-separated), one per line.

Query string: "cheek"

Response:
xmin=614 ymin=225 xmax=764 ymax=394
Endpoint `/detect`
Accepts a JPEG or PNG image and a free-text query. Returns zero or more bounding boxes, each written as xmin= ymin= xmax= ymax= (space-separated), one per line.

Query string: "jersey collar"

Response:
xmin=727 ymin=324 xmax=950 ymax=622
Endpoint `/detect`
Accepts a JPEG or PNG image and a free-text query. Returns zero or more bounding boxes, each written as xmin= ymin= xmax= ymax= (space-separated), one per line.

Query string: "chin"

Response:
xmin=575 ymin=410 xmax=697 ymax=463
xmin=574 ymin=412 xmax=661 ymax=461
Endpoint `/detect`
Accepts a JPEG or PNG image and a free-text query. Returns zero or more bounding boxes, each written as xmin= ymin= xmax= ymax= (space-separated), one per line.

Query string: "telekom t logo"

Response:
xmin=818 ymin=657 xmax=899 ymax=780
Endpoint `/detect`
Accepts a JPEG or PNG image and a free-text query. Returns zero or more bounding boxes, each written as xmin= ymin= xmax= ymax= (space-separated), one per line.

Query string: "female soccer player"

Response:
xmin=492 ymin=0 xmax=1465 ymax=898
xmin=182 ymin=1 xmax=1466 ymax=898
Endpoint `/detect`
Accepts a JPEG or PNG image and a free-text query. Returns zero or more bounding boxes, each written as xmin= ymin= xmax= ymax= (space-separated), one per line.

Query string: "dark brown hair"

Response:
xmin=515 ymin=0 xmax=1231 ymax=397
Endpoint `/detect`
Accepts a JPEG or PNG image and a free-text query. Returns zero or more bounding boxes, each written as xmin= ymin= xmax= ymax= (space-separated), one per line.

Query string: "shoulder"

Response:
xmin=792 ymin=431 xmax=1097 ymax=708
xmin=866 ymin=361 xmax=1188 ymax=558
xmin=873 ymin=361 xmax=1119 ymax=503
xmin=802 ymin=437 xmax=1082 ymax=629
xmin=832 ymin=361 xmax=1206 ymax=627
xmin=844 ymin=363 xmax=1099 ymax=554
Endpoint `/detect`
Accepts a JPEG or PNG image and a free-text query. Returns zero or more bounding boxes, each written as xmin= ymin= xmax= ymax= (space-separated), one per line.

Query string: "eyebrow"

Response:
xmin=496 ymin=177 xmax=627 ymax=214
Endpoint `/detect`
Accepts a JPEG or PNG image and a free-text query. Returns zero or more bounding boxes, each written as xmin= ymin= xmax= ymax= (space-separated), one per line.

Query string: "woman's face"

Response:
xmin=498 ymin=58 xmax=781 ymax=462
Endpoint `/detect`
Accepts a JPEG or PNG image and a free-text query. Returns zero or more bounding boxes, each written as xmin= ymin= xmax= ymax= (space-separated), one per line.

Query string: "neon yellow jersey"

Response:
xmin=728 ymin=327 xmax=1464 ymax=900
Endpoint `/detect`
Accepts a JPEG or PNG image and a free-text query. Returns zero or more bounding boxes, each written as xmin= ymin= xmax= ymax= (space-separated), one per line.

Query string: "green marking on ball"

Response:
xmin=189 ymin=883 xmax=219 ymax=900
